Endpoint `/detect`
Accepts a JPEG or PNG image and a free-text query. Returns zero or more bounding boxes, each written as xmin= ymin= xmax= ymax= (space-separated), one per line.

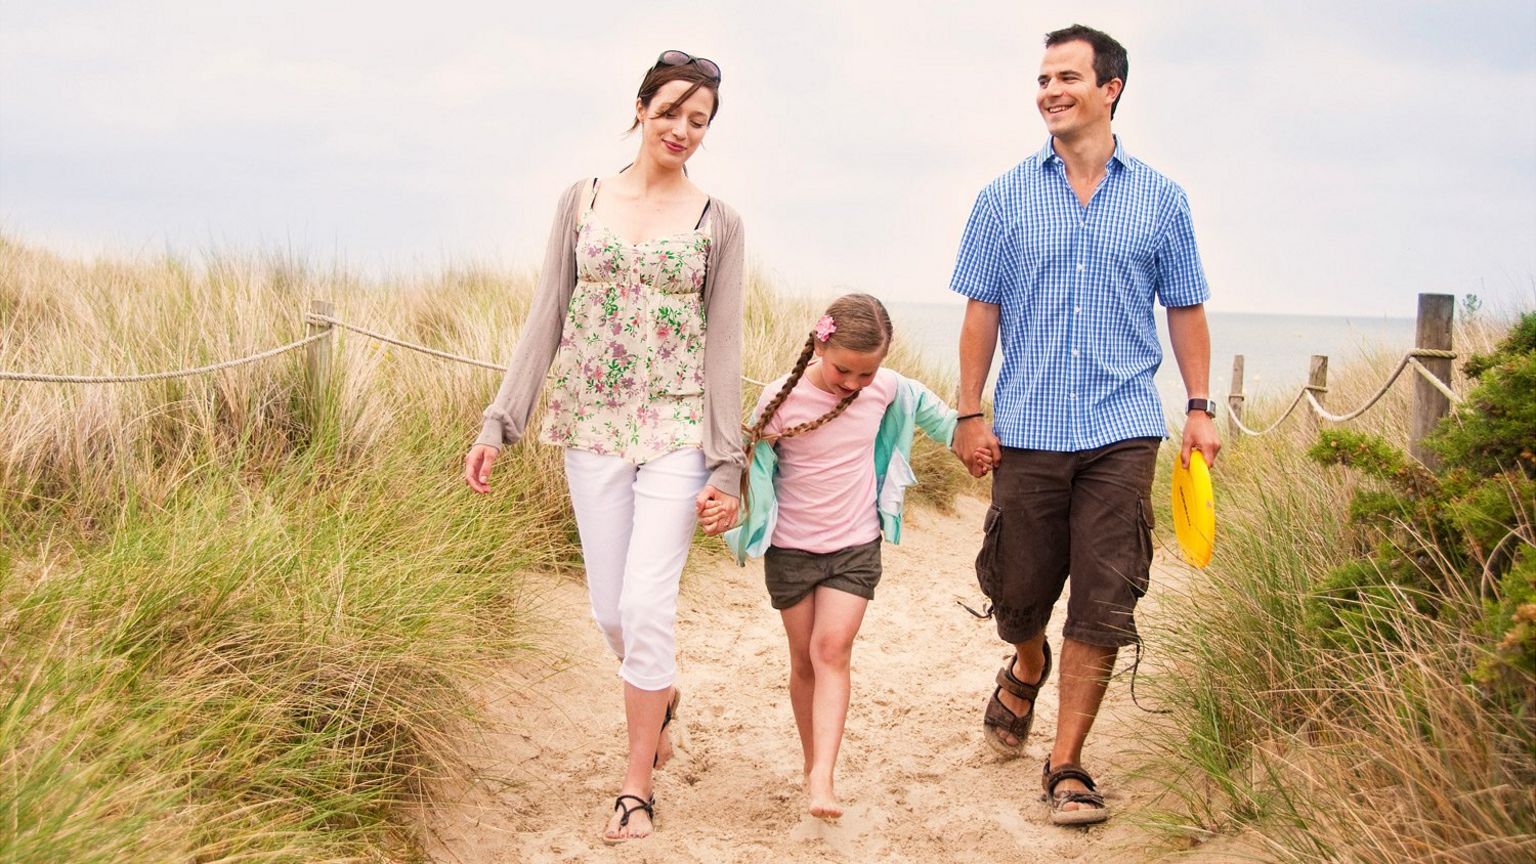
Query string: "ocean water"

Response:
xmin=884 ymin=301 xmax=1418 ymax=412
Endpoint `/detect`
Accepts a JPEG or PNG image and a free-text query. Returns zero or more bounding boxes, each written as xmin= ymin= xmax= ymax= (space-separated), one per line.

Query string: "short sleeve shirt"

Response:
xmin=755 ymin=366 xmax=899 ymax=554
xmin=949 ymin=137 xmax=1210 ymax=452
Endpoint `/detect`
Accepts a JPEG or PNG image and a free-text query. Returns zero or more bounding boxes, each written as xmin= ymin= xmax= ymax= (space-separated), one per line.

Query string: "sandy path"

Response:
xmin=424 ymin=496 xmax=1185 ymax=864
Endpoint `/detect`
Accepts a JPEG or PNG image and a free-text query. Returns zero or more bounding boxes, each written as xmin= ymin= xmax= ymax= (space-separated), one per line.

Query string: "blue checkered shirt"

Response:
xmin=950 ymin=137 xmax=1210 ymax=452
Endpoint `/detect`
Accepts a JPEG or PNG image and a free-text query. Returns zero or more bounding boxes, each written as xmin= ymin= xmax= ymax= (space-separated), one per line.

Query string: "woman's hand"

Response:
xmin=464 ymin=444 xmax=500 ymax=493
xmin=695 ymin=485 xmax=739 ymax=535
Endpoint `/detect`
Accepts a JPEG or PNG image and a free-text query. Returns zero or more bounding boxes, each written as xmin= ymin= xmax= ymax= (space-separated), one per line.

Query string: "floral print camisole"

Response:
xmin=539 ymin=184 xmax=712 ymax=461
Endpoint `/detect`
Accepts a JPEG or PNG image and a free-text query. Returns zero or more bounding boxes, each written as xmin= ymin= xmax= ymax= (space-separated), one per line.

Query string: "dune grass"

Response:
xmin=0 ymin=236 xmax=967 ymax=861
xmin=1142 ymin=315 xmax=1536 ymax=863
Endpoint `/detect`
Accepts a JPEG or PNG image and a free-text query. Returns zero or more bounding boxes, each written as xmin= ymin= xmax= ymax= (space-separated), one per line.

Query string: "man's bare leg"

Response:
xmin=1047 ymin=638 xmax=1116 ymax=813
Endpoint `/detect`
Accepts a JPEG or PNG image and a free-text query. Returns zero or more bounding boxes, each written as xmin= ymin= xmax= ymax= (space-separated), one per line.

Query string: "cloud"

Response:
xmin=1 ymin=0 xmax=1532 ymax=315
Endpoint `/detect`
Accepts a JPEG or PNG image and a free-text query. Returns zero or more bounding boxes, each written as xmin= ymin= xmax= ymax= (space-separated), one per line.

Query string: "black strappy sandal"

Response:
xmin=602 ymin=794 xmax=656 ymax=845
xmin=1041 ymin=759 xmax=1109 ymax=826
xmin=653 ymin=687 xmax=681 ymax=768
xmin=982 ymin=640 xmax=1052 ymax=758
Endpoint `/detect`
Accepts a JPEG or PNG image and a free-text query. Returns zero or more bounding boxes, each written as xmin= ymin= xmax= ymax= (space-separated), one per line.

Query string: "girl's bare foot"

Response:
xmin=806 ymin=769 xmax=842 ymax=820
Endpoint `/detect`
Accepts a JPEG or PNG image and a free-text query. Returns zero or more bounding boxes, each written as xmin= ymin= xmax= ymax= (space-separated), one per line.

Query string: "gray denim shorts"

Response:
xmin=763 ymin=538 xmax=883 ymax=610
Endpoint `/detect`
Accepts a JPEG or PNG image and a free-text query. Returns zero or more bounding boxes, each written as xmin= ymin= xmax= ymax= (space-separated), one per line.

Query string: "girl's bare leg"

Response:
xmin=804 ymin=586 xmax=868 ymax=819
xmin=780 ymin=595 xmax=818 ymax=776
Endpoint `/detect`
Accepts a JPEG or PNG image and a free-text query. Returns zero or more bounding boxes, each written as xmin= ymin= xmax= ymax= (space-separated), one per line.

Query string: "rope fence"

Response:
xmin=2 ymin=292 xmax=1466 ymax=466
xmin=1225 ymin=293 xmax=1461 ymax=468
xmin=0 ymin=332 xmax=330 ymax=384
xmin=303 ymin=313 xmax=506 ymax=372
xmin=1228 ymin=348 xmax=1459 ymax=435
xmin=0 ymin=307 xmax=777 ymax=387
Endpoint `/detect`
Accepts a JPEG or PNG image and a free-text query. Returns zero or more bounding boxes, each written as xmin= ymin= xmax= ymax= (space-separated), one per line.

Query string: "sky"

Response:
xmin=1 ymin=1 xmax=1534 ymax=318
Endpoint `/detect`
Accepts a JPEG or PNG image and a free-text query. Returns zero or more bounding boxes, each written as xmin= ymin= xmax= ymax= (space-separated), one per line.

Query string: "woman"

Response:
xmin=463 ymin=50 xmax=744 ymax=844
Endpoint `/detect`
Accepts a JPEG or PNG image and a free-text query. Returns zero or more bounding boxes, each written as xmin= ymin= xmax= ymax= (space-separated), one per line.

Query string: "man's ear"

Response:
xmin=1103 ymin=78 xmax=1123 ymax=109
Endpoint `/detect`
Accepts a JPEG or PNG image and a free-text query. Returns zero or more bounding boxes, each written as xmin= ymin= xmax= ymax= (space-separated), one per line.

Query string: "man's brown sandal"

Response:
xmin=982 ymin=640 xmax=1052 ymax=758
xmin=1041 ymin=759 xmax=1109 ymax=826
xmin=602 ymin=794 xmax=656 ymax=845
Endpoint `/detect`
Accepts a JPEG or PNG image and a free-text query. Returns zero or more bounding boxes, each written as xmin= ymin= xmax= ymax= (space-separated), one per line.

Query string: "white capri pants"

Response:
xmin=564 ymin=447 xmax=708 ymax=691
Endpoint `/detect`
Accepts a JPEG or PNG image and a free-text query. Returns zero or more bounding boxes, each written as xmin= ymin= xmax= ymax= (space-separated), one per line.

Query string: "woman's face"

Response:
xmin=636 ymin=79 xmax=715 ymax=168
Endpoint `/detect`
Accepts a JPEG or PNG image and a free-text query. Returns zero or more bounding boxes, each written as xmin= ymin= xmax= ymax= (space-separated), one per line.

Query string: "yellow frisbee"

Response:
xmin=1170 ymin=450 xmax=1216 ymax=568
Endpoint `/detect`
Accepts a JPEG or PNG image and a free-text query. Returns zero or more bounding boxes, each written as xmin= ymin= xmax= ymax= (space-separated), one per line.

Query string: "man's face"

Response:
xmin=1036 ymin=40 xmax=1120 ymax=138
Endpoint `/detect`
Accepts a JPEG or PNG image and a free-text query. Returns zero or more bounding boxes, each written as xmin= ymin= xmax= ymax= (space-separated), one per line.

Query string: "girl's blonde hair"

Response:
xmin=741 ymin=294 xmax=894 ymax=496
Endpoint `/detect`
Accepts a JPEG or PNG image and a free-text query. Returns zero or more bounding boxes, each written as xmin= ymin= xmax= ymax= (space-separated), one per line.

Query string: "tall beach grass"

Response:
xmin=1143 ymin=315 xmax=1536 ymax=863
xmin=0 ymin=236 xmax=966 ymax=861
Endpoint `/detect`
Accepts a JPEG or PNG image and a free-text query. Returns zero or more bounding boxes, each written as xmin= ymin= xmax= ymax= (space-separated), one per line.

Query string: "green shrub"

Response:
xmin=1148 ymin=311 xmax=1536 ymax=862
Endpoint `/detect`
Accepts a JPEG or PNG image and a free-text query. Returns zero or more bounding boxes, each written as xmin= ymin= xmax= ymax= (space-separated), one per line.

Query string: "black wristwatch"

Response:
xmin=1187 ymin=398 xmax=1217 ymax=418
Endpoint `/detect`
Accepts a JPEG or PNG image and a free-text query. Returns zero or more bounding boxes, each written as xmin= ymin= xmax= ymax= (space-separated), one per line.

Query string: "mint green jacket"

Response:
xmin=723 ymin=372 xmax=957 ymax=565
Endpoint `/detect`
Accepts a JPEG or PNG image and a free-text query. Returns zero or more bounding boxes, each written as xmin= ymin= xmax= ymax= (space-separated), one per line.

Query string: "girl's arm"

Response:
xmin=473 ymin=180 xmax=585 ymax=451
xmin=699 ymin=201 xmax=746 ymax=496
xmin=908 ymin=377 xmax=959 ymax=447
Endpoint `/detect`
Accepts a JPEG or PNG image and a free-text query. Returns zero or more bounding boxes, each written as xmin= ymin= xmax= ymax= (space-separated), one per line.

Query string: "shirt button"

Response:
xmin=1076 ymin=263 xmax=1085 ymax=272
xmin=1074 ymin=305 xmax=1082 ymax=313
xmin=1071 ymin=349 xmax=1080 ymax=357
xmin=1069 ymin=393 xmax=1077 ymax=400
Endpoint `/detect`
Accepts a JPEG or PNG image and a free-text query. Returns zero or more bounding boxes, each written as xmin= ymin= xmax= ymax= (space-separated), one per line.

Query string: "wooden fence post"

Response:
xmin=306 ymin=299 xmax=334 ymax=428
xmin=1228 ymin=354 xmax=1245 ymax=439
xmin=1410 ymin=293 xmax=1455 ymax=469
xmin=1307 ymin=354 xmax=1329 ymax=432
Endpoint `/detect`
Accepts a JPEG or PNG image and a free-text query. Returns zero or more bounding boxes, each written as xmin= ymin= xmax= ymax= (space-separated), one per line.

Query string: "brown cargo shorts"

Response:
xmin=764 ymin=538 xmax=882 ymax=610
xmin=974 ymin=437 xmax=1159 ymax=648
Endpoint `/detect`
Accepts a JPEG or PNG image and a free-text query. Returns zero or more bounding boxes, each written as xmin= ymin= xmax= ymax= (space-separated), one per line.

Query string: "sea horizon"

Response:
xmin=882 ymin=301 xmax=1419 ymax=410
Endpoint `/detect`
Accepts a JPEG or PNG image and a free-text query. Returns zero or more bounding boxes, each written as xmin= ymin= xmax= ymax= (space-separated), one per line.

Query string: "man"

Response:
xmin=949 ymin=24 xmax=1221 ymax=826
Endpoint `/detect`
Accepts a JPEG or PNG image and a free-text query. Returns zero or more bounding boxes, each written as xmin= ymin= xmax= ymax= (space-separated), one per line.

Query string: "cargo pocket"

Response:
xmin=1131 ymin=496 xmax=1154 ymax=598
xmin=975 ymin=504 xmax=1004 ymax=601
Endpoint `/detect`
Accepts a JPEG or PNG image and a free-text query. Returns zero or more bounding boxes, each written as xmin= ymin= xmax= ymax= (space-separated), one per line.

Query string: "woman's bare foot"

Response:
xmin=654 ymin=687 xmax=680 ymax=770
xmin=602 ymin=792 xmax=654 ymax=844
xmin=805 ymin=769 xmax=842 ymax=821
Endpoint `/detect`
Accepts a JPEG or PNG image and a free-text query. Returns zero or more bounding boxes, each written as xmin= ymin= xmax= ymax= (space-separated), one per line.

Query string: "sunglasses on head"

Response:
xmin=655 ymin=50 xmax=722 ymax=82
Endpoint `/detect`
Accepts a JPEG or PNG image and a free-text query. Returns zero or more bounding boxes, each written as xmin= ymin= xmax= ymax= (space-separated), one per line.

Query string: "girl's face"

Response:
xmin=636 ymin=79 xmax=715 ymax=168
xmin=812 ymin=343 xmax=886 ymax=398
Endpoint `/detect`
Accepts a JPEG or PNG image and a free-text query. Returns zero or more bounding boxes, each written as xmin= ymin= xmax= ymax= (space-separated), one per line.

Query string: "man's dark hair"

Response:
xmin=1044 ymin=24 xmax=1129 ymax=119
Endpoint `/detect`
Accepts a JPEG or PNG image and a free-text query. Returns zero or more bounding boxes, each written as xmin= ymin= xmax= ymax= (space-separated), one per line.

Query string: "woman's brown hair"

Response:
xmin=740 ymin=294 xmax=894 ymax=500
xmin=628 ymin=59 xmax=721 ymax=132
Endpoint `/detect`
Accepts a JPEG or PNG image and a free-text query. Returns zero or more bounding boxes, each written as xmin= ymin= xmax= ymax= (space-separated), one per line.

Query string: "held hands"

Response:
xmin=971 ymin=446 xmax=997 ymax=475
xmin=464 ymin=444 xmax=500 ymax=493
xmin=952 ymin=416 xmax=1002 ymax=479
xmin=695 ymin=485 xmax=739 ymax=535
xmin=1180 ymin=412 xmax=1222 ymax=468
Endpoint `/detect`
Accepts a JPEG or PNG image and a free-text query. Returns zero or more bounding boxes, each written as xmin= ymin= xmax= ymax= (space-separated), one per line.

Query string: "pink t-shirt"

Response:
xmin=754 ymin=364 xmax=898 ymax=554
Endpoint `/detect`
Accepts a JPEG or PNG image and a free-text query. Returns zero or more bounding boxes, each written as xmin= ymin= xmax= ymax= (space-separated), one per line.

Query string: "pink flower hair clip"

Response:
xmin=814 ymin=314 xmax=837 ymax=343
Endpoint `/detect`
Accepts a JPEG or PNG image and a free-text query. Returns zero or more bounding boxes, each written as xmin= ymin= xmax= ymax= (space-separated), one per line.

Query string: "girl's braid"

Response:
xmin=739 ymin=331 xmax=860 ymax=501
xmin=738 ymin=293 xmax=890 ymax=503
xmin=740 ymin=332 xmax=816 ymax=499
xmin=773 ymin=388 xmax=859 ymax=440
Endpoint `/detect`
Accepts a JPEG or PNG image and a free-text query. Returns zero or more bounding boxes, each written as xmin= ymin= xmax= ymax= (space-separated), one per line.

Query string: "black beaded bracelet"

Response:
xmin=956 ymin=412 xmax=986 ymax=422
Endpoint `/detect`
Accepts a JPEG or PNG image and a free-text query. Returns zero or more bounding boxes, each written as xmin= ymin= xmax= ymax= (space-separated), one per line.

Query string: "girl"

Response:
xmin=719 ymin=293 xmax=965 ymax=819
xmin=464 ymin=50 xmax=744 ymax=844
